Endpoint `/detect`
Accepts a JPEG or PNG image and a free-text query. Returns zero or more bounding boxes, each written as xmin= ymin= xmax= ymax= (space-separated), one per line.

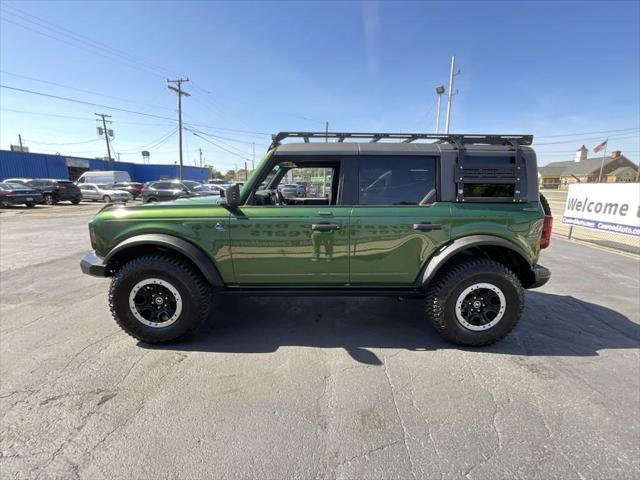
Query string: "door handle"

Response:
xmin=413 ymin=223 xmax=443 ymax=231
xmin=311 ymin=223 xmax=341 ymax=231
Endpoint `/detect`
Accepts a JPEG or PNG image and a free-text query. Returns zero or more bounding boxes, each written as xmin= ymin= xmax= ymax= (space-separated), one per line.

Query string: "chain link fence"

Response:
xmin=541 ymin=189 xmax=640 ymax=255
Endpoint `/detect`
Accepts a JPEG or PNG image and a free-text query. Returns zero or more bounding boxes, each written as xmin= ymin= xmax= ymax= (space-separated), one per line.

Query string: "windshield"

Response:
xmin=182 ymin=181 xmax=201 ymax=190
xmin=2 ymin=182 xmax=27 ymax=189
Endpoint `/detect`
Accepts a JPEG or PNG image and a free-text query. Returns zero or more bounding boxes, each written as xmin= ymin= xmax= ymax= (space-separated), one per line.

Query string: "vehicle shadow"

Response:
xmin=139 ymin=291 xmax=640 ymax=364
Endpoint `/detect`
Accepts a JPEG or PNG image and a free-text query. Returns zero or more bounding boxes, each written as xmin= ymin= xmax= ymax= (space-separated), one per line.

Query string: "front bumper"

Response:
xmin=528 ymin=264 xmax=551 ymax=289
xmin=80 ymin=251 xmax=108 ymax=277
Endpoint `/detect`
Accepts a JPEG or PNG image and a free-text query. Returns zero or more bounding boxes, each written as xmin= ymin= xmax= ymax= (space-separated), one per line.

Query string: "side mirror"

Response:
xmin=223 ymin=183 xmax=241 ymax=207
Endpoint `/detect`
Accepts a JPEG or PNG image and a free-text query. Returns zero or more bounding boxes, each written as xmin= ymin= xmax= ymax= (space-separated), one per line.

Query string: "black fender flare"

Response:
xmin=420 ymin=235 xmax=533 ymax=287
xmin=105 ymin=233 xmax=224 ymax=287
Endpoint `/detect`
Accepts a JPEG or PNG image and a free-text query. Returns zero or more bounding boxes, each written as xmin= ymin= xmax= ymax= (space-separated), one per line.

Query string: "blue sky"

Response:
xmin=1 ymin=0 xmax=639 ymax=170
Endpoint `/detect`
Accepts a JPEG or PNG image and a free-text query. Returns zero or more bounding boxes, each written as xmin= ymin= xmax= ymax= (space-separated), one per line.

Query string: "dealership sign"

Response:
xmin=562 ymin=183 xmax=640 ymax=237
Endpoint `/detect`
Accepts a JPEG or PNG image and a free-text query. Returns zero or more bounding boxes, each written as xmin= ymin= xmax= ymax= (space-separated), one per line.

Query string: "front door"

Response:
xmin=229 ymin=206 xmax=350 ymax=285
xmin=350 ymin=155 xmax=451 ymax=285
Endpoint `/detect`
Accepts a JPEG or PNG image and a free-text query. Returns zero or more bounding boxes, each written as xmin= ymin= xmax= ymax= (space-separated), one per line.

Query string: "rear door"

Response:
xmin=80 ymin=184 xmax=96 ymax=199
xmin=350 ymin=155 xmax=451 ymax=285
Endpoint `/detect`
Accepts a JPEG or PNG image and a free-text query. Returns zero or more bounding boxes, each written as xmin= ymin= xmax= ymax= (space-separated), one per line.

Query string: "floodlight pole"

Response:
xmin=435 ymin=85 xmax=445 ymax=134
xmin=445 ymin=56 xmax=456 ymax=135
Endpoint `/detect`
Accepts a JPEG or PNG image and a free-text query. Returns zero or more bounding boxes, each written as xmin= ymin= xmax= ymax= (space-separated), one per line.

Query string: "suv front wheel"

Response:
xmin=109 ymin=254 xmax=212 ymax=343
xmin=425 ymin=257 xmax=524 ymax=346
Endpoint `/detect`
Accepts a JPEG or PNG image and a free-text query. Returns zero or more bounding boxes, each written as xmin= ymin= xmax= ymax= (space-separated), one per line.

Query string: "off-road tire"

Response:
xmin=44 ymin=194 xmax=55 ymax=205
xmin=425 ymin=257 xmax=524 ymax=347
xmin=539 ymin=193 xmax=551 ymax=216
xmin=109 ymin=254 xmax=212 ymax=343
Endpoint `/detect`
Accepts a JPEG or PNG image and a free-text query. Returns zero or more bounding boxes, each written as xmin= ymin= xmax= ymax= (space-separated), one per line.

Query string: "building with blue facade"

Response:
xmin=0 ymin=150 xmax=209 ymax=183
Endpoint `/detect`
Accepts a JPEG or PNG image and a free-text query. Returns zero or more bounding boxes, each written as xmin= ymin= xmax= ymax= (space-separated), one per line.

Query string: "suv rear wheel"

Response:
xmin=425 ymin=257 xmax=524 ymax=346
xmin=43 ymin=193 xmax=55 ymax=205
xmin=109 ymin=254 xmax=212 ymax=343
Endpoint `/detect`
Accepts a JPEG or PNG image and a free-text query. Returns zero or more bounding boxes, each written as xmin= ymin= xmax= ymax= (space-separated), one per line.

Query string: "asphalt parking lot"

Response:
xmin=1 ymin=203 xmax=639 ymax=480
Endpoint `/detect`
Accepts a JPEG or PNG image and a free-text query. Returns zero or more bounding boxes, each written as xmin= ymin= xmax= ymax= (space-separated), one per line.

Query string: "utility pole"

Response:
xmin=18 ymin=134 xmax=24 ymax=151
xmin=95 ymin=113 xmax=113 ymax=169
xmin=252 ymin=142 xmax=255 ymax=171
xmin=445 ymin=55 xmax=458 ymax=135
xmin=167 ymin=78 xmax=190 ymax=181
xmin=244 ymin=162 xmax=248 ymax=180
xmin=198 ymin=148 xmax=203 ymax=168
xmin=325 ymin=121 xmax=329 ymax=142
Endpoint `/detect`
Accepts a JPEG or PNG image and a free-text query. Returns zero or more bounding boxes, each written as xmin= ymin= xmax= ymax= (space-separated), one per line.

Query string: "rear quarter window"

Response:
xmin=358 ymin=156 xmax=437 ymax=205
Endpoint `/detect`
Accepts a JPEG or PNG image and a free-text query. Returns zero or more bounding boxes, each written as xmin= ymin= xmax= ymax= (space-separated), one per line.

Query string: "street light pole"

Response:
xmin=435 ymin=85 xmax=445 ymax=134
xmin=445 ymin=55 xmax=456 ymax=135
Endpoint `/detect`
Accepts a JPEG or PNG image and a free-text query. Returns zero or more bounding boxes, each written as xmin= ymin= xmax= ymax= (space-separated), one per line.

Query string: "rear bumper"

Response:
xmin=56 ymin=192 xmax=82 ymax=201
xmin=80 ymin=251 xmax=108 ymax=277
xmin=528 ymin=264 xmax=551 ymax=289
xmin=2 ymin=194 xmax=43 ymax=205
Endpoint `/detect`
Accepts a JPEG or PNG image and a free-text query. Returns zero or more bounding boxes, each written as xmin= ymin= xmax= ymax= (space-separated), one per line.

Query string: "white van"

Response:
xmin=76 ymin=171 xmax=131 ymax=185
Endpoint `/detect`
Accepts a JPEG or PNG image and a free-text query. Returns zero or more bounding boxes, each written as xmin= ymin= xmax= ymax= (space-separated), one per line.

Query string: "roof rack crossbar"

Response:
xmin=269 ymin=132 xmax=533 ymax=149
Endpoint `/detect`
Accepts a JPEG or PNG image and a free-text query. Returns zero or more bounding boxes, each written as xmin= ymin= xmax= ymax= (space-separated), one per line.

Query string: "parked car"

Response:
xmin=191 ymin=184 xmax=225 ymax=196
xmin=279 ymin=183 xmax=304 ymax=198
xmin=79 ymin=183 xmax=133 ymax=203
xmin=0 ymin=182 xmax=44 ymax=208
xmin=81 ymin=130 xmax=551 ymax=346
xmin=76 ymin=171 xmax=131 ymax=185
xmin=6 ymin=178 xmax=82 ymax=205
xmin=111 ymin=182 xmax=144 ymax=199
xmin=140 ymin=180 xmax=201 ymax=203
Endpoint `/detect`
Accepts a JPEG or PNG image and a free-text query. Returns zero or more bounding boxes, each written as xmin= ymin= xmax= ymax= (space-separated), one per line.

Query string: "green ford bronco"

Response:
xmin=81 ymin=132 xmax=552 ymax=346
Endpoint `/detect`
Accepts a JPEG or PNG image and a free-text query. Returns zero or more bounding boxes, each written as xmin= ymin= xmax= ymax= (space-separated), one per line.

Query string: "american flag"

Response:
xmin=593 ymin=139 xmax=608 ymax=153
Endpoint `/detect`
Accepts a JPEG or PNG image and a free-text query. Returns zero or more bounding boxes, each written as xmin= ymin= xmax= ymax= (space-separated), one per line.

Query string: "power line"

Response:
xmin=1 ymin=5 xmax=179 ymax=80
xmin=187 ymin=127 xmax=255 ymax=157
xmin=535 ymin=127 xmax=639 ymax=138
xmin=23 ymin=138 xmax=102 ymax=146
xmin=1 ymin=84 xmax=179 ymax=121
xmin=188 ymin=129 xmax=252 ymax=162
xmin=113 ymin=128 xmax=178 ymax=154
xmin=0 ymin=70 xmax=175 ymax=112
xmin=1 ymin=85 xmax=272 ymax=136
xmin=0 ymin=108 xmax=175 ymax=127
xmin=534 ymin=132 xmax=639 ymax=146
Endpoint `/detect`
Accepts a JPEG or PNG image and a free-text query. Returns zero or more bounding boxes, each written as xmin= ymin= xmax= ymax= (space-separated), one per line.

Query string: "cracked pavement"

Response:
xmin=1 ymin=204 xmax=639 ymax=479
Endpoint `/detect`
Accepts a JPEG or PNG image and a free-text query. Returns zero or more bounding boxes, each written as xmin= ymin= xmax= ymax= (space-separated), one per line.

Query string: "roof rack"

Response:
xmin=270 ymin=132 xmax=533 ymax=148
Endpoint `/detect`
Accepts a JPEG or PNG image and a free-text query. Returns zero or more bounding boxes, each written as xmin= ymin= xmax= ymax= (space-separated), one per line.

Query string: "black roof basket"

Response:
xmin=270 ymin=131 xmax=533 ymax=149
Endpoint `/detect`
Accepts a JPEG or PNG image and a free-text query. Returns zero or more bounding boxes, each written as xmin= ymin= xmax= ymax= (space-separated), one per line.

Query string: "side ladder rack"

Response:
xmin=269 ymin=132 xmax=533 ymax=149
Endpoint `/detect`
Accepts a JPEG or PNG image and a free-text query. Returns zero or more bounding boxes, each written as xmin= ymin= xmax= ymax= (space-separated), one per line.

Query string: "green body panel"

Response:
xmin=91 ymin=197 xmax=235 ymax=283
xmin=449 ymin=202 xmax=545 ymax=264
xmin=228 ymin=206 xmax=350 ymax=285
xmin=350 ymin=204 xmax=452 ymax=284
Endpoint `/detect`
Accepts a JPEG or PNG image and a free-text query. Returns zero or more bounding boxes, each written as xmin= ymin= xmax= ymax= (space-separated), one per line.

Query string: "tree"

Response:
xmin=207 ymin=165 xmax=222 ymax=179
xmin=224 ymin=170 xmax=236 ymax=181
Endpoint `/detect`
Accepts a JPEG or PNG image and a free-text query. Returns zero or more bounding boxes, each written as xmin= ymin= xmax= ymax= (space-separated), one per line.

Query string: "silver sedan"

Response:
xmin=79 ymin=183 xmax=133 ymax=203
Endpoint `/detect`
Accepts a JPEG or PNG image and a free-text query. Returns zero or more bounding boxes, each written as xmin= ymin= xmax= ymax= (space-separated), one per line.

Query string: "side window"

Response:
xmin=358 ymin=156 xmax=436 ymax=205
